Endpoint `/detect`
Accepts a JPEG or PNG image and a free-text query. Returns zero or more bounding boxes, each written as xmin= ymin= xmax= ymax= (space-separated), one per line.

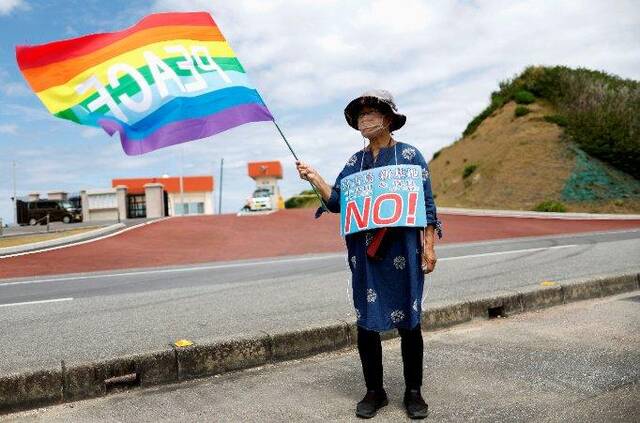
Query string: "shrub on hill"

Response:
xmin=462 ymin=93 xmax=506 ymax=137
xmin=543 ymin=114 xmax=569 ymax=127
xmin=513 ymin=89 xmax=536 ymax=104
xmin=462 ymin=164 xmax=477 ymax=179
xmin=514 ymin=106 xmax=530 ymax=117
xmin=285 ymin=190 xmax=320 ymax=208
xmin=463 ymin=65 xmax=640 ymax=179
xmin=533 ymin=200 xmax=567 ymax=212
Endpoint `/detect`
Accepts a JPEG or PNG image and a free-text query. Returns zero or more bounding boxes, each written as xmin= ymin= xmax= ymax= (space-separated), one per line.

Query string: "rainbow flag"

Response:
xmin=15 ymin=12 xmax=274 ymax=155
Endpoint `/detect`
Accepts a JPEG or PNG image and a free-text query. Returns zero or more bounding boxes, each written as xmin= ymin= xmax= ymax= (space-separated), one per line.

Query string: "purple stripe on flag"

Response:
xmin=99 ymin=103 xmax=274 ymax=156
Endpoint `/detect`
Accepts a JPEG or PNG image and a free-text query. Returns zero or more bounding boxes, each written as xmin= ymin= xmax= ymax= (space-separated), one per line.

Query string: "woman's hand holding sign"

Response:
xmin=422 ymin=225 xmax=437 ymax=274
xmin=422 ymin=247 xmax=437 ymax=274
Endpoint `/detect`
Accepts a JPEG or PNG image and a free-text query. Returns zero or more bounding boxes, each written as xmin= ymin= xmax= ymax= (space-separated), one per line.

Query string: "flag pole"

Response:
xmin=272 ymin=120 xmax=328 ymax=211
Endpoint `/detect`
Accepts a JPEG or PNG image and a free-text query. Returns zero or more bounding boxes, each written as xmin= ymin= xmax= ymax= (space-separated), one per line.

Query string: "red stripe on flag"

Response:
xmin=16 ymin=12 xmax=217 ymax=70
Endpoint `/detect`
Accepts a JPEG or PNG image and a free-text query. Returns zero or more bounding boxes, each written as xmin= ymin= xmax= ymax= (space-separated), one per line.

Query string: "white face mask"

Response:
xmin=357 ymin=111 xmax=388 ymax=139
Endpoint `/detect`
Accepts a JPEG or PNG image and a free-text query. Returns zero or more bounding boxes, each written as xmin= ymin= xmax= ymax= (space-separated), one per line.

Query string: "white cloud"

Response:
xmin=0 ymin=103 xmax=55 ymax=121
xmin=0 ymin=124 xmax=18 ymax=134
xmin=149 ymin=0 xmax=640 ymax=113
xmin=0 ymin=0 xmax=29 ymax=15
xmin=65 ymin=25 xmax=78 ymax=36
xmin=0 ymin=67 xmax=30 ymax=97
xmin=80 ymin=127 xmax=103 ymax=139
xmin=1 ymin=0 xmax=639 ymax=222
xmin=2 ymin=81 xmax=29 ymax=96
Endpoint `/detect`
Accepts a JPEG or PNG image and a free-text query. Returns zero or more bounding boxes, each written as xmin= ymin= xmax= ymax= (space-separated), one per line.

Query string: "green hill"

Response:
xmin=287 ymin=66 xmax=640 ymax=213
xmin=429 ymin=65 xmax=640 ymax=213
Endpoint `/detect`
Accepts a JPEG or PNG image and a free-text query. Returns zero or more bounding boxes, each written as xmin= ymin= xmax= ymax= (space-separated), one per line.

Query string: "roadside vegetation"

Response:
xmin=463 ymin=65 xmax=640 ymax=179
xmin=533 ymin=200 xmax=567 ymax=212
xmin=285 ymin=190 xmax=321 ymax=208
xmin=0 ymin=227 xmax=99 ymax=248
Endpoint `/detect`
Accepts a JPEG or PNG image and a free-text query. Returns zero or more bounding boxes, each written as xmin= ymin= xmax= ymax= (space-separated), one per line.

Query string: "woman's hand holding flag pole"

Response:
xmin=272 ymin=121 xmax=328 ymax=211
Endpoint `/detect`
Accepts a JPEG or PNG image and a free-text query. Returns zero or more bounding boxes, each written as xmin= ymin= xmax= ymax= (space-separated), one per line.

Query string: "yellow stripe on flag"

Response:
xmin=36 ymin=40 xmax=234 ymax=113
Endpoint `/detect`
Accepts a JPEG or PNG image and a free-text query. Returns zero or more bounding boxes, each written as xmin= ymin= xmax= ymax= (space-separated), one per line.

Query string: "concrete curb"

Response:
xmin=1 ymin=272 xmax=638 ymax=414
xmin=0 ymin=225 xmax=106 ymax=239
xmin=439 ymin=207 xmax=640 ymax=220
xmin=0 ymin=223 xmax=126 ymax=257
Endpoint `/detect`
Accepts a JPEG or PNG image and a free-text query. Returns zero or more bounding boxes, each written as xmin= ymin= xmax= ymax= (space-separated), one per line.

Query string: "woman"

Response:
xmin=296 ymin=89 xmax=443 ymax=419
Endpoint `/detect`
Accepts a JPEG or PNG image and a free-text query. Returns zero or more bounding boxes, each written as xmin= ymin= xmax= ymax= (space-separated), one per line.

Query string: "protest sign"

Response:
xmin=340 ymin=164 xmax=427 ymax=237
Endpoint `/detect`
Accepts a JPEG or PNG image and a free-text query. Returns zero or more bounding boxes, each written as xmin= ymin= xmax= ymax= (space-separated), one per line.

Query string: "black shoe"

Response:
xmin=404 ymin=389 xmax=429 ymax=419
xmin=356 ymin=388 xmax=389 ymax=419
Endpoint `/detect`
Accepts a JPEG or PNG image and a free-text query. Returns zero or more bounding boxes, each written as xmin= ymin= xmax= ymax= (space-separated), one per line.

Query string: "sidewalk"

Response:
xmin=3 ymin=291 xmax=638 ymax=422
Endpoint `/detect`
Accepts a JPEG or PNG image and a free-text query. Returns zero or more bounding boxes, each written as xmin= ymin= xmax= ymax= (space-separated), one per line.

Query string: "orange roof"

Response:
xmin=248 ymin=161 xmax=283 ymax=179
xmin=112 ymin=176 xmax=214 ymax=195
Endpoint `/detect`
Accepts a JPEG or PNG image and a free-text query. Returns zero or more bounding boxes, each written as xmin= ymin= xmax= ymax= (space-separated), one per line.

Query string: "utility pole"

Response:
xmin=179 ymin=146 xmax=185 ymax=215
xmin=218 ymin=157 xmax=224 ymax=215
xmin=12 ymin=161 xmax=17 ymax=225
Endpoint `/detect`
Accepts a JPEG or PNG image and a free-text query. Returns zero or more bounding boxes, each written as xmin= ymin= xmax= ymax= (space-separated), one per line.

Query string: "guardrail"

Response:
xmin=1 ymin=215 xmax=51 ymax=237
xmin=32 ymin=214 xmax=51 ymax=232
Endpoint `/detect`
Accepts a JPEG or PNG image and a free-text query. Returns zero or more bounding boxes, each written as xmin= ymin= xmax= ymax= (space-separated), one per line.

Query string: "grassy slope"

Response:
xmin=288 ymin=64 xmax=640 ymax=214
xmin=428 ymin=100 xmax=640 ymax=213
xmin=285 ymin=189 xmax=320 ymax=209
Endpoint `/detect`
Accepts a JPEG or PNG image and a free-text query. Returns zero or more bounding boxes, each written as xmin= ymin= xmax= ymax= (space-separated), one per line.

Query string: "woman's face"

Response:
xmin=357 ymin=106 xmax=390 ymax=139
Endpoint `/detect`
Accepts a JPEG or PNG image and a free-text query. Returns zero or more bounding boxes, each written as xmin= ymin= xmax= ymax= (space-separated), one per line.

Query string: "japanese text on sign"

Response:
xmin=339 ymin=164 xmax=427 ymax=237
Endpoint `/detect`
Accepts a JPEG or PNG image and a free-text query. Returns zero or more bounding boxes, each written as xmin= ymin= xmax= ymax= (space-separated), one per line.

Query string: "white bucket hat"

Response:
xmin=344 ymin=89 xmax=406 ymax=131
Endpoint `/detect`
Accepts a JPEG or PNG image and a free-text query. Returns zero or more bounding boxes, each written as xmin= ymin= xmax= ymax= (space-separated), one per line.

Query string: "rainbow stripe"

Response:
xmin=15 ymin=12 xmax=274 ymax=155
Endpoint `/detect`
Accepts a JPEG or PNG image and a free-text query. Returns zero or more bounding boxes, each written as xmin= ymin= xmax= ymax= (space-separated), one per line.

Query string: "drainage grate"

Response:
xmin=620 ymin=295 xmax=640 ymax=303
xmin=105 ymin=372 xmax=140 ymax=393
xmin=488 ymin=306 xmax=504 ymax=319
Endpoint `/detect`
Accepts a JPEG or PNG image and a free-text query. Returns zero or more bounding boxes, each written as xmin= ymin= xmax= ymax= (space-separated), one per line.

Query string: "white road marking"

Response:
xmin=0 ymin=297 xmax=73 ymax=308
xmin=439 ymin=207 xmax=640 ymax=220
xmin=0 ymin=253 xmax=346 ymax=287
xmin=0 ymin=244 xmax=581 ymax=288
xmin=440 ymin=244 xmax=578 ymax=261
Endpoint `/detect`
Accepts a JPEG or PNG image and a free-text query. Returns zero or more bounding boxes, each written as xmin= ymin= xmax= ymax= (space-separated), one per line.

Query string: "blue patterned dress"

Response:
xmin=316 ymin=141 xmax=443 ymax=332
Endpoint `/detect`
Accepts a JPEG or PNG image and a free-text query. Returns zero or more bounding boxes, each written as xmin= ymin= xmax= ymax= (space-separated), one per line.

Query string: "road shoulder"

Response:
xmin=3 ymin=291 xmax=638 ymax=422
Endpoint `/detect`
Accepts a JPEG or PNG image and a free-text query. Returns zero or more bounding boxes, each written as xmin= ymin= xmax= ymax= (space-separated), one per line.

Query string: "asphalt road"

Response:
xmin=3 ymin=210 xmax=640 ymax=279
xmin=3 ymin=291 xmax=638 ymax=422
xmin=0 ymin=228 xmax=639 ymax=376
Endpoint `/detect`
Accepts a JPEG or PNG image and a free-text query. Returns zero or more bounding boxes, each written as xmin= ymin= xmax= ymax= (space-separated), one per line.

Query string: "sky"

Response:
xmin=0 ymin=0 xmax=639 ymax=224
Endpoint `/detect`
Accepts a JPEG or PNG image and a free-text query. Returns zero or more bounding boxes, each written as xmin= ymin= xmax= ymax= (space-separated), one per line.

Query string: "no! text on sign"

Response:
xmin=339 ymin=164 xmax=427 ymax=237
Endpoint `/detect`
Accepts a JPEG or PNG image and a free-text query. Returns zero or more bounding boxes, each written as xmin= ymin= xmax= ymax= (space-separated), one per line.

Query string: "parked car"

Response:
xmin=22 ymin=200 xmax=81 ymax=225
xmin=246 ymin=187 xmax=273 ymax=211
